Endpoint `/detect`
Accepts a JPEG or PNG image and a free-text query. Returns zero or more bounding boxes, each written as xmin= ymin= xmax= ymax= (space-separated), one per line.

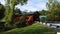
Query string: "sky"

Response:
xmin=16 ymin=0 xmax=47 ymax=11
xmin=0 ymin=0 xmax=60 ymax=12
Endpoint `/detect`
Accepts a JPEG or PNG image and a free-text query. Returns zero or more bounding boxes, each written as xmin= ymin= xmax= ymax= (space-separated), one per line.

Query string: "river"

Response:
xmin=39 ymin=22 xmax=60 ymax=30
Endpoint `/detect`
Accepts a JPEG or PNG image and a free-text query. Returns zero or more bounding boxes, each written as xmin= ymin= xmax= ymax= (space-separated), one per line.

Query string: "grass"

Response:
xmin=1 ymin=23 xmax=57 ymax=34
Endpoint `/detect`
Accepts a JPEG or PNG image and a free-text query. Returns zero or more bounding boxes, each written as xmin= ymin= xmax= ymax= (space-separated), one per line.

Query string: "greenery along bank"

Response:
xmin=1 ymin=23 xmax=57 ymax=34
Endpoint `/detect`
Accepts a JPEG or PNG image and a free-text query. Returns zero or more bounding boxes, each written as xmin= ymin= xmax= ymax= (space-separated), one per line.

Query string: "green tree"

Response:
xmin=3 ymin=0 xmax=28 ymax=22
xmin=1 ymin=0 xmax=28 ymax=29
xmin=39 ymin=10 xmax=47 ymax=15
xmin=46 ymin=0 xmax=60 ymax=21
xmin=46 ymin=0 xmax=59 ymax=11
xmin=0 ymin=3 xmax=5 ymax=20
xmin=14 ymin=8 xmax=22 ymax=15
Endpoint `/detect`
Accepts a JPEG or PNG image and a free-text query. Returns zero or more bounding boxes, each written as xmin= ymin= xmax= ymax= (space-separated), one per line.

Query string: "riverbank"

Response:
xmin=0 ymin=23 xmax=56 ymax=34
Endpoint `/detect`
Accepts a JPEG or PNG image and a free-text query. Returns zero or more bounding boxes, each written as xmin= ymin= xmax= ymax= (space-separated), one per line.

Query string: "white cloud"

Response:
xmin=35 ymin=2 xmax=47 ymax=10
xmin=0 ymin=0 xmax=5 ymax=5
xmin=0 ymin=0 xmax=48 ymax=12
xmin=18 ymin=0 xmax=47 ymax=11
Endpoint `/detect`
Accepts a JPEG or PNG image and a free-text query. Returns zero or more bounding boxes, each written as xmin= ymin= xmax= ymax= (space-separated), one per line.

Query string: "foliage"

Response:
xmin=46 ymin=0 xmax=60 ymax=21
xmin=3 ymin=0 xmax=28 ymax=22
xmin=0 ymin=0 xmax=28 ymax=31
xmin=39 ymin=10 xmax=47 ymax=15
xmin=0 ymin=3 xmax=5 ymax=20
xmin=14 ymin=8 xmax=22 ymax=15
